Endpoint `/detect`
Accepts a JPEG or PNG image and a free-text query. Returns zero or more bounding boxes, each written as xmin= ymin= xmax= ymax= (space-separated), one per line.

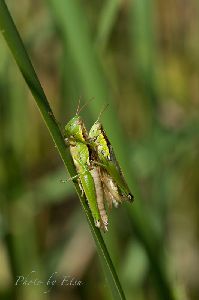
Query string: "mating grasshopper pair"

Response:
xmin=64 ymin=106 xmax=134 ymax=232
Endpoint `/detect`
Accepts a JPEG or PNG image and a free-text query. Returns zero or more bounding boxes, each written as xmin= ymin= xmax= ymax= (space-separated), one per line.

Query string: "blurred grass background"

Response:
xmin=0 ymin=0 xmax=199 ymax=299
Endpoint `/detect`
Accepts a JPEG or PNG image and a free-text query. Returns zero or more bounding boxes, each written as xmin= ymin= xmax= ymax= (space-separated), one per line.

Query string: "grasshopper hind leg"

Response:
xmin=90 ymin=167 xmax=108 ymax=232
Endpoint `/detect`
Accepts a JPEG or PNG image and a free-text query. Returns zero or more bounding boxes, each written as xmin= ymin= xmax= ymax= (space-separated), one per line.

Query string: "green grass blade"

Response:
xmin=96 ymin=0 xmax=121 ymax=51
xmin=129 ymin=0 xmax=158 ymax=117
xmin=0 ymin=1 xmax=126 ymax=299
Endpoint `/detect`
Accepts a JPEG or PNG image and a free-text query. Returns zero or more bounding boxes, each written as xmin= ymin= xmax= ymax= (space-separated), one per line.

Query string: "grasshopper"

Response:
xmin=89 ymin=119 xmax=134 ymax=208
xmin=64 ymin=111 xmax=108 ymax=231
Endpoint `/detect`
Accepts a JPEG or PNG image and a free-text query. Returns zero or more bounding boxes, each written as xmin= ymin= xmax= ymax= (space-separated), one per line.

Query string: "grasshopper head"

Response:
xmin=65 ymin=115 xmax=88 ymax=142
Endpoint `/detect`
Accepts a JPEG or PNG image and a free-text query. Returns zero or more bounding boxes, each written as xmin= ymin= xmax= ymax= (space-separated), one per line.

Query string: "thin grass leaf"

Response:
xmin=0 ymin=1 xmax=126 ymax=299
xmin=129 ymin=0 xmax=158 ymax=115
xmin=96 ymin=0 xmax=121 ymax=51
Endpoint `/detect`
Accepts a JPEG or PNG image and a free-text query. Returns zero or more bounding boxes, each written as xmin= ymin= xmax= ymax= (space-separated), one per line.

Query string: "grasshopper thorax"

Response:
xmin=65 ymin=115 xmax=88 ymax=143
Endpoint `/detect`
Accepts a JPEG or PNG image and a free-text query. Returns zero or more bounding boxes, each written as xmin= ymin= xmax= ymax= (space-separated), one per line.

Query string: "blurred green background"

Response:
xmin=0 ymin=0 xmax=199 ymax=299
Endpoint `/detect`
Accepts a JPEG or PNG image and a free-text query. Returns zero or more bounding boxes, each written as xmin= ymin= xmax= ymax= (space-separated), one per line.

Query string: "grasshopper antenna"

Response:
xmin=96 ymin=103 xmax=109 ymax=122
xmin=76 ymin=96 xmax=82 ymax=115
xmin=77 ymin=97 xmax=95 ymax=115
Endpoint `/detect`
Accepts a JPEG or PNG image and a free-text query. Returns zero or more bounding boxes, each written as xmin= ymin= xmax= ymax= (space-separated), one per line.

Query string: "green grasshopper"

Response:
xmin=89 ymin=119 xmax=134 ymax=208
xmin=64 ymin=112 xmax=108 ymax=231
